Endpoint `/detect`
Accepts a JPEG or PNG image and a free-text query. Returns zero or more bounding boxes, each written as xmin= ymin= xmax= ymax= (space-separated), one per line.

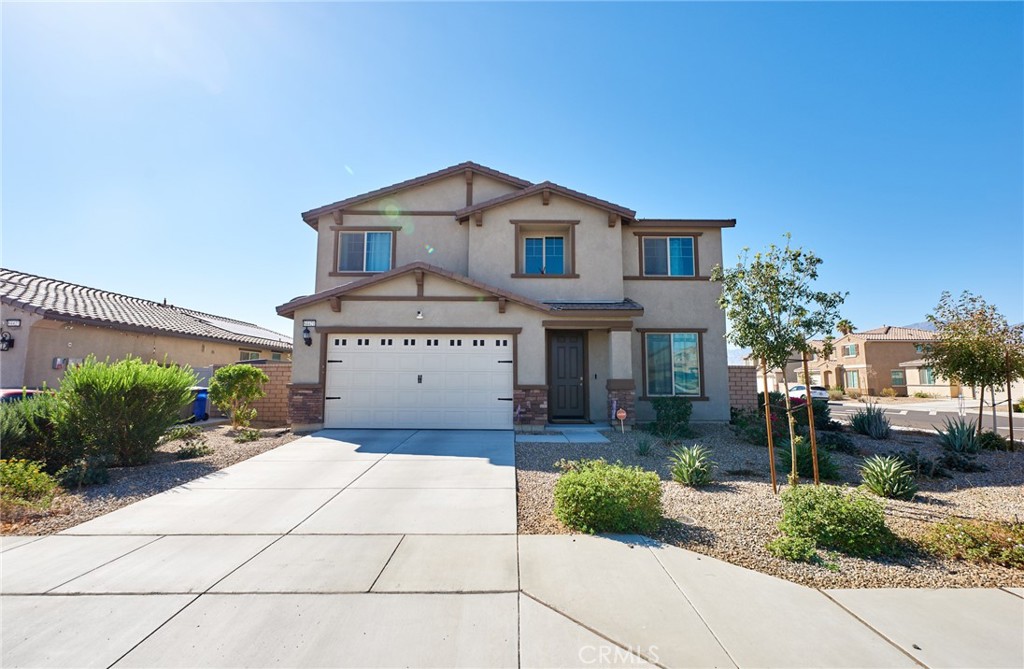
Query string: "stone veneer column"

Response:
xmin=513 ymin=386 xmax=548 ymax=432
xmin=288 ymin=383 xmax=324 ymax=430
xmin=606 ymin=379 xmax=636 ymax=426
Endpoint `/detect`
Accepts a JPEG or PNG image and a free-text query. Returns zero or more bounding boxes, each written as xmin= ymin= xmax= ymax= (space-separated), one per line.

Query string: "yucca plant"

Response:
xmin=669 ymin=444 xmax=715 ymax=487
xmin=851 ymin=403 xmax=891 ymax=439
xmin=860 ymin=455 xmax=918 ymax=500
xmin=935 ymin=416 xmax=979 ymax=454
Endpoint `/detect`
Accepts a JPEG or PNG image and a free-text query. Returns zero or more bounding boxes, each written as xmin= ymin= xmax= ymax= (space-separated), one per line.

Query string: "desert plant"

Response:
xmin=176 ymin=442 xmax=214 ymax=460
xmin=668 ymin=445 xmax=715 ymax=487
xmin=58 ymin=356 xmax=196 ymax=466
xmin=757 ymin=391 xmax=787 ymax=412
xmin=209 ymin=364 xmax=269 ymax=429
xmin=977 ymin=431 xmax=1009 ymax=451
xmin=1015 ymin=398 xmax=1024 ymax=413
xmin=776 ymin=436 xmax=840 ymax=481
xmin=0 ymin=459 xmax=58 ymax=511
xmin=634 ymin=433 xmax=654 ymax=457
xmin=777 ymin=484 xmax=898 ymax=558
xmin=851 ymin=403 xmax=891 ymax=439
xmin=920 ymin=518 xmax=1024 ymax=569
xmin=0 ymin=392 xmax=85 ymax=473
xmin=847 ymin=389 xmax=862 ymax=399
xmin=828 ymin=389 xmax=844 ymax=401
xmin=880 ymin=387 xmax=897 ymax=398
xmin=935 ymin=416 xmax=979 ymax=454
xmin=233 ymin=427 xmax=262 ymax=443
xmin=160 ymin=424 xmax=204 ymax=445
xmin=766 ymin=535 xmax=818 ymax=562
xmin=859 ymin=456 xmax=917 ymax=500
xmin=553 ymin=459 xmax=662 ymax=534
xmin=913 ymin=391 xmax=934 ymax=399
xmin=814 ymin=430 xmax=857 ymax=454
xmin=649 ymin=397 xmax=693 ymax=440
xmin=893 ymin=449 xmax=951 ymax=479
xmin=55 ymin=455 xmax=112 ymax=488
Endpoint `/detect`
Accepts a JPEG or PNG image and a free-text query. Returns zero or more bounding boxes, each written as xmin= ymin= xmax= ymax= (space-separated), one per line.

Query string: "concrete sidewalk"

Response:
xmin=3 ymin=429 xmax=1022 ymax=668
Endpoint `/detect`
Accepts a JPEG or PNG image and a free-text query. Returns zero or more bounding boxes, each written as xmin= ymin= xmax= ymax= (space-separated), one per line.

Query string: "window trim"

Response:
xmin=640 ymin=235 xmax=697 ymax=278
xmin=844 ymin=369 xmax=860 ymax=389
xmin=522 ymin=235 xmax=566 ymax=276
xmin=842 ymin=343 xmax=858 ymax=358
xmin=510 ymin=220 xmax=580 ymax=279
xmin=920 ymin=366 xmax=936 ymax=385
xmin=890 ymin=369 xmax=906 ymax=386
xmin=638 ymin=328 xmax=708 ymax=401
xmin=329 ymin=226 xmax=401 ymax=276
xmin=239 ymin=349 xmax=261 ymax=361
xmin=628 ymin=231 xmax=703 ymax=280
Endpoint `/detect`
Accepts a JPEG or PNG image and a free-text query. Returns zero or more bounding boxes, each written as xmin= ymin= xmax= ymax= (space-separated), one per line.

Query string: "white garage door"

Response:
xmin=324 ymin=334 xmax=514 ymax=430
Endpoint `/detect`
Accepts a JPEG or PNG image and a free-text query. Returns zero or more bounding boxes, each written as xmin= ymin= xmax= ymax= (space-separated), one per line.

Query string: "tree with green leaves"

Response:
xmin=712 ymin=234 xmax=846 ymax=489
xmin=209 ymin=364 xmax=269 ymax=429
xmin=925 ymin=291 xmax=1024 ymax=437
xmin=836 ymin=319 xmax=856 ymax=336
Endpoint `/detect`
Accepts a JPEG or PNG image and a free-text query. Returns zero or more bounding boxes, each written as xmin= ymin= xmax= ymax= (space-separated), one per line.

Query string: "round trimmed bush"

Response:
xmin=778 ymin=484 xmax=898 ymax=558
xmin=553 ymin=459 xmax=662 ymax=534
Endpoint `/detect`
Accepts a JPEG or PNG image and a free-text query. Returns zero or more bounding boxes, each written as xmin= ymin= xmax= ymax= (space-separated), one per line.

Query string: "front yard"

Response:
xmin=516 ymin=423 xmax=1024 ymax=589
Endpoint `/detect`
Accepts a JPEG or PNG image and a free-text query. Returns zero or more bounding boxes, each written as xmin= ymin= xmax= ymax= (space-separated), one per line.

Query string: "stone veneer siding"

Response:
xmin=606 ymin=379 xmax=636 ymax=426
xmin=728 ymin=365 xmax=759 ymax=412
xmin=234 ymin=360 xmax=292 ymax=427
xmin=513 ymin=386 xmax=548 ymax=431
xmin=289 ymin=384 xmax=325 ymax=427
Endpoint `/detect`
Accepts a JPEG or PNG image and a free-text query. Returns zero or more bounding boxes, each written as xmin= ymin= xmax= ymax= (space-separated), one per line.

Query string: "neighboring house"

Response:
xmin=809 ymin=326 xmax=940 ymax=396
xmin=0 ymin=268 xmax=292 ymax=389
xmin=746 ymin=340 xmax=825 ymax=393
xmin=276 ymin=161 xmax=735 ymax=431
xmin=899 ymin=359 xmax=962 ymax=399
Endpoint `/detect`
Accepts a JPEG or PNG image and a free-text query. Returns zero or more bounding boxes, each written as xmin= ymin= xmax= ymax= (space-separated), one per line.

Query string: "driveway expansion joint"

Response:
xmin=815 ymin=589 xmax=930 ymax=668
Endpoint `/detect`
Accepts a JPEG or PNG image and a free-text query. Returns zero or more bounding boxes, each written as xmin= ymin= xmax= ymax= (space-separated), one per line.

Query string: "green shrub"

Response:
xmin=913 ymin=391 xmax=934 ymax=399
xmin=859 ymin=456 xmax=917 ymax=500
xmin=766 ymin=535 xmax=818 ymax=562
xmin=757 ymin=391 xmax=786 ymax=412
xmin=828 ymin=388 xmax=844 ymax=401
xmin=777 ymin=485 xmax=898 ymax=558
xmin=176 ymin=443 xmax=213 ymax=460
xmin=733 ymin=407 xmax=786 ymax=446
xmin=210 ymin=364 xmax=269 ymax=429
xmin=814 ymin=430 xmax=856 ymax=454
xmin=921 ymin=518 xmax=1024 ymax=569
xmin=880 ymin=387 xmax=897 ymax=398
xmin=160 ymin=424 xmax=212 ymax=459
xmin=851 ymin=403 xmax=891 ymax=439
xmin=233 ymin=427 xmax=262 ymax=443
xmin=935 ymin=416 xmax=979 ymax=454
xmin=668 ymin=445 xmax=714 ymax=487
xmin=847 ymin=389 xmax=862 ymax=399
xmin=893 ymin=449 xmax=951 ymax=479
xmin=59 ymin=356 xmax=196 ymax=466
xmin=0 ymin=400 xmax=28 ymax=450
xmin=56 ymin=456 xmax=112 ymax=488
xmin=553 ymin=459 xmax=662 ymax=534
xmin=0 ymin=393 xmax=82 ymax=473
xmin=1015 ymin=398 xmax=1024 ymax=413
xmin=776 ymin=436 xmax=840 ymax=481
xmin=634 ymin=433 xmax=654 ymax=457
xmin=0 ymin=459 xmax=58 ymax=510
xmin=650 ymin=397 xmax=693 ymax=440
xmin=791 ymin=399 xmax=837 ymax=431
xmin=977 ymin=431 xmax=1009 ymax=451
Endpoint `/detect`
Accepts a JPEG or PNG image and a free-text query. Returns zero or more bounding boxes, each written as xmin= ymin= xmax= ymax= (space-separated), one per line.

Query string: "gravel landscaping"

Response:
xmin=517 ymin=422 xmax=1024 ymax=589
xmin=2 ymin=424 xmax=298 ymax=535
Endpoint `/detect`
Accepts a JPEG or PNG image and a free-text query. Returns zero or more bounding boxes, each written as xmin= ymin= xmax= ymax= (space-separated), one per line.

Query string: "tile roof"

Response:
xmin=545 ymin=299 xmax=643 ymax=313
xmin=1 ymin=268 xmax=292 ymax=351
xmin=853 ymin=326 xmax=936 ymax=341
xmin=455 ymin=181 xmax=637 ymax=220
xmin=300 ymin=161 xmax=533 ymax=226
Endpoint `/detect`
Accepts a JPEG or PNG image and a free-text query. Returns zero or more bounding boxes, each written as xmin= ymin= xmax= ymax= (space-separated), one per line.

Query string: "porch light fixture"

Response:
xmin=302 ymin=327 xmax=313 ymax=347
xmin=416 ymin=310 xmax=424 ymax=320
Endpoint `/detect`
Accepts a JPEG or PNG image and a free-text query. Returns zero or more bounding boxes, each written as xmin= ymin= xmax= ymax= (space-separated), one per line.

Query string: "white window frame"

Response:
xmin=337 ymin=231 xmax=394 ymax=273
xmin=642 ymin=236 xmax=696 ymax=277
xmin=239 ymin=350 xmax=260 ymax=361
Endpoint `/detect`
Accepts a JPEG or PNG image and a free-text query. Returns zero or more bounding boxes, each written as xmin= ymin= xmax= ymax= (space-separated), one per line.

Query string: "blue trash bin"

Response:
xmin=193 ymin=388 xmax=209 ymax=422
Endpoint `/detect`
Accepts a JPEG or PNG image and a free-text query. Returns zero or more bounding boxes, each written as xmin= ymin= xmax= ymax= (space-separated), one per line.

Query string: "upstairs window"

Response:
xmin=642 ymin=236 xmax=695 ymax=277
xmin=338 ymin=231 xmax=393 ymax=273
xmin=524 ymin=236 xmax=565 ymax=275
xmin=842 ymin=343 xmax=858 ymax=357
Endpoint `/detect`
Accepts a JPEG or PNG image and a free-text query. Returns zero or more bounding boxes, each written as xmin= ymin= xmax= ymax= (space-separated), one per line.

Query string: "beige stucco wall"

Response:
xmin=621 ymin=228 xmax=724 ymax=277
xmin=903 ymin=366 xmax=960 ymax=398
xmin=0 ymin=304 xmax=285 ymax=389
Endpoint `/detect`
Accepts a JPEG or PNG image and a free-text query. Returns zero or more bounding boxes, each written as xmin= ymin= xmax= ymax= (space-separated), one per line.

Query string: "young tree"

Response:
xmin=926 ymin=291 xmax=1024 ymax=437
xmin=209 ymin=364 xmax=270 ymax=429
xmin=712 ymin=234 xmax=846 ymax=489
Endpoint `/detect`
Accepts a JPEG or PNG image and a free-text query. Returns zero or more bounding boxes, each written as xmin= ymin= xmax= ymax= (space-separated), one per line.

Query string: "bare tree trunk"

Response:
xmin=781 ymin=376 xmax=798 ymax=487
xmin=762 ymin=359 xmax=778 ymax=494
xmin=990 ymin=385 xmax=998 ymax=435
xmin=977 ymin=383 xmax=986 ymax=437
xmin=1007 ymin=355 xmax=1015 ymax=450
xmin=802 ymin=352 xmax=820 ymax=485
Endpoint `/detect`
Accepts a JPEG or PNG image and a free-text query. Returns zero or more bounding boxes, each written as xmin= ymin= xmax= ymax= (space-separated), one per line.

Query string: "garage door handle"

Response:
xmin=326 ymin=396 xmax=341 ymax=400
xmin=497 ymin=397 xmax=513 ymax=401
xmin=327 ymin=360 xmax=344 ymax=363
xmin=498 ymin=360 xmax=513 ymax=364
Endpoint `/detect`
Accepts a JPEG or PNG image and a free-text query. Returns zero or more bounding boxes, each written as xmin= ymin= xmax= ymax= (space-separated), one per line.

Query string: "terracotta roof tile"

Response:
xmin=455 ymin=181 xmax=637 ymax=220
xmin=852 ymin=326 xmax=936 ymax=341
xmin=1 ymin=268 xmax=292 ymax=351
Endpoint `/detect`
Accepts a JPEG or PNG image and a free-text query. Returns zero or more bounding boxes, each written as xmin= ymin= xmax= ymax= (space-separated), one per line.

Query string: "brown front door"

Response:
xmin=549 ymin=331 xmax=586 ymax=420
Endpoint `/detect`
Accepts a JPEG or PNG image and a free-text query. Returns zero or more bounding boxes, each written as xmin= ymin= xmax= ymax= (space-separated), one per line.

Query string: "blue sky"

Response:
xmin=3 ymin=2 xmax=1021 ymax=340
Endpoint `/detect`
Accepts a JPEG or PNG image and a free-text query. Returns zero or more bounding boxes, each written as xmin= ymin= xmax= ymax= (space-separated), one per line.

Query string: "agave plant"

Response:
xmin=860 ymin=455 xmax=918 ymax=500
xmin=935 ymin=416 xmax=979 ymax=454
xmin=851 ymin=403 xmax=891 ymax=439
xmin=669 ymin=444 xmax=715 ymax=487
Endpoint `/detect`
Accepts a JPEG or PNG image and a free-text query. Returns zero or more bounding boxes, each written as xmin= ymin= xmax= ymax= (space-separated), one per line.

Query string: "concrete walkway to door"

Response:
xmin=3 ymin=429 xmax=1022 ymax=668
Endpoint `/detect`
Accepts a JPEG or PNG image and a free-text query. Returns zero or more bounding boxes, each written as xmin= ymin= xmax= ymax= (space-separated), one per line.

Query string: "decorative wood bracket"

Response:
xmin=542 ymin=189 xmax=551 ymax=206
xmin=333 ymin=211 xmax=343 ymax=226
xmin=473 ymin=211 xmax=483 ymax=227
xmin=414 ymin=270 xmax=425 ymax=297
xmin=330 ymin=297 xmax=342 ymax=313
xmin=498 ymin=297 xmax=507 ymax=314
xmin=608 ymin=213 xmax=619 ymax=228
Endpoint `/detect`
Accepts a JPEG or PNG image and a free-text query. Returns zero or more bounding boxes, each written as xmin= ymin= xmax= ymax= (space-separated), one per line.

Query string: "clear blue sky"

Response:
xmin=3 ymin=2 xmax=1022 ymax=340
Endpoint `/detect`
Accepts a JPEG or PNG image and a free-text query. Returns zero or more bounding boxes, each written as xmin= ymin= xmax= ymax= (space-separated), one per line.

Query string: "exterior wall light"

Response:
xmin=416 ymin=310 xmax=424 ymax=320
xmin=301 ymin=319 xmax=316 ymax=347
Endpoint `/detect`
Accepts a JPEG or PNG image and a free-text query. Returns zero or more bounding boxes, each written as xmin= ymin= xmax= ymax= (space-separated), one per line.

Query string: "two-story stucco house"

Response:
xmin=277 ymin=162 xmax=735 ymax=431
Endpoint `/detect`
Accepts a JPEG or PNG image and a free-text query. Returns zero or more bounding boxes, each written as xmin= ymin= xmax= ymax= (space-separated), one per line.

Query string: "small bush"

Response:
xmin=0 ymin=393 xmax=81 ymax=472
xmin=791 ymin=399 xmax=836 ymax=432
xmin=847 ymin=389 xmax=862 ymax=399
xmin=778 ymin=485 xmax=898 ymax=558
xmin=210 ymin=364 xmax=269 ymax=429
xmin=1014 ymin=398 xmax=1024 ymax=413
xmin=650 ymin=397 xmax=693 ymax=440
xmin=56 ymin=455 xmax=112 ymax=488
xmin=913 ymin=391 xmax=934 ymax=399
xmin=160 ymin=424 xmax=204 ymax=445
xmin=776 ymin=437 xmax=840 ymax=481
xmin=176 ymin=443 xmax=214 ymax=460
xmin=935 ymin=416 xmax=979 ymax=454
xmin=59 ymin=356 xmax=197 ymax=466
xmin=766 ymin=535 xmax=818 ymax=562
xmin=880 ymin=387 xmax=897 ymax=398
xmin=851 ymin=403 xmax=891 ymax=439
xmin=815 ymin=430 xmax=857 ymax=454
xmin=757 ymin=391 xmax=786 ymax=412
xmin=894 ymin=449 xmax=951 ymax=479
xmin=0 ymin=459 xmax=59 ymax=510
xmin=553 ymin=459 xmax=662 ymax=534
xmin=859 ymin=455 xmax=917 ymax=500
xmin=828 ymin=389 xmax=844 ymax=401
xmin=233 ymin=428 xmax=262 ymax=443
xmin=634 ymin=433 xmax=654 ymax=457
xmin=977 ymin=431 xmax=1009 ymax=451
xmin=669 ymin=445 xmax=715 ymax=487
xmin=733 ymin=407 xmax=786 ymax=446
xmin=921 ymin=518 xmax=1024 ymax=569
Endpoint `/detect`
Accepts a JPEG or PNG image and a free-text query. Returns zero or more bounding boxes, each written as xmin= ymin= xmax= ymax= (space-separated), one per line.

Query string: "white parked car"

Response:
xmin=789 ymin=385 xmax=830 ymax=401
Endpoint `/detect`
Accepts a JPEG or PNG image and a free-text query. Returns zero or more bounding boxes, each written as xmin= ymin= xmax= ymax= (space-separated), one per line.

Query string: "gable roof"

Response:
xmin=1 ymin=268 xmax=292 ymax=351
xmin=851 ymin=326 xmax=936 ymax=342
xmin=455 ymin=181 xmax=637 ymax=221
xmin=300 ymin=161 xmax=533 ymax=227
xmin=276 ymin=262 xmax=644 ymax=318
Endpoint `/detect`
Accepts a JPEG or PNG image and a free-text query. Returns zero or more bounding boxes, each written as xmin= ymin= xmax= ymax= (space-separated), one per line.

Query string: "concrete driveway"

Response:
xmin=3 ymin=429 xmax=1022 ymax=668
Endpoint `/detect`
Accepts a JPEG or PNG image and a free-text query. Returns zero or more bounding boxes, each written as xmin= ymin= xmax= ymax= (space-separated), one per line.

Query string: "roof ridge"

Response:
xmin=1 ymin=268 xmax=174 ymax=310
